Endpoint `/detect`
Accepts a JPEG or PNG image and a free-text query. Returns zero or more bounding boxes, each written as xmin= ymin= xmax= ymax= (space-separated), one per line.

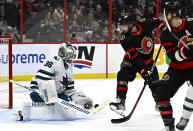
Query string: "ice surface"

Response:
xmin=0 ymin=79 xmax=192 ymax=131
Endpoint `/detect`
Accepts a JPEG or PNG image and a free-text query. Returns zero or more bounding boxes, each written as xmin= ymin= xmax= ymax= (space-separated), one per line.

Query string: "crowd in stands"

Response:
xmin=0 ymin=0 xmax=20 ymax=42
xmin=0 ymin=0 xmax=193 ymax=42
xmin=67 ymin=0 xmax=163 ymax=42
xmin=24 ymin=0 xmax=64 ymax=42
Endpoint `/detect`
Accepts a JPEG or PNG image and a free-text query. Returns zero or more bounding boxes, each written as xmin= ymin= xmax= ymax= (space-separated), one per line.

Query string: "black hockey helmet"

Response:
xmin=58 ymin=42 xmax=77 ymax=63
xmin=118 ymin=11 xmax=135 ymax=25
xmin=163 ymin=0 xmax=181 ymax=16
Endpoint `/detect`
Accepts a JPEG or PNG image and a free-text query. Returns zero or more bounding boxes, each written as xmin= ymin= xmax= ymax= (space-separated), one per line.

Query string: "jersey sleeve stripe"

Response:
xmin=36 ymin=72 xmax=53 ymax=79
xmin=185 ymin=97 xmax=193 ymax=104
xmin=30 ymin=86 xmax=39 ymax=90
xmin=38 ymin=69 xmax=55 ymax=77
xmin=125 ymin=47 xmax=135 ymax=53
xmin=35 ymin=75 xmax=52 ymax=80
xmin=162 ymin=42 xmax=174 ymax=46
xmin=159 ymin=22 xmax=165 ymax=30
xmin=166 ymin=47 xmax=178 ymax=54
xmin=124 ymin=53 xmax=139 ymax=60
xmin=30 ymin=80 xmax=38 ymax=85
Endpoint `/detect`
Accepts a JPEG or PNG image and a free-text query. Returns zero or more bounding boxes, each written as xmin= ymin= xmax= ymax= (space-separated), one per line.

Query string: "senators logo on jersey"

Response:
xmin=178 ymin=36 xmax=193 ymax=48
xmin=136 ymin=37 xmax=153 ymax=54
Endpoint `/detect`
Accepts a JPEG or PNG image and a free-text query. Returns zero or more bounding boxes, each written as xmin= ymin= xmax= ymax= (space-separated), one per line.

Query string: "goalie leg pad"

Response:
xmin=38 ymin=80 xmax=58 ymax=104
xmin=30 ymin=92 xmax=44 ymax=102
xmin=21 ymin=102 xmax=76 ymax=121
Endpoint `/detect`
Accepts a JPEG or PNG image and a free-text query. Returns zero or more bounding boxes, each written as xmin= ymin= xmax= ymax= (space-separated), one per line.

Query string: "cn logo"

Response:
xmin=73 ymin=46 xmax=95 ymax=69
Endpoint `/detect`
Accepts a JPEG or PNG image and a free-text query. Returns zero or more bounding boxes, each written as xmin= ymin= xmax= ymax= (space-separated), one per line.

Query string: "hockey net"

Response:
xmin=0 ymin=36 xmax=13 ymax=109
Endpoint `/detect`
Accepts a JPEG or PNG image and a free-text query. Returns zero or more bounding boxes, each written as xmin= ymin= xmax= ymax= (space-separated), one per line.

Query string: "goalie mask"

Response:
xmin=58 ymin=42 xmax=77 ymax=63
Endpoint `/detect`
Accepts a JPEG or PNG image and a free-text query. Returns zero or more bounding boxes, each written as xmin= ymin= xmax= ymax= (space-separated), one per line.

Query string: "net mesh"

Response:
xmin=0 ymin=37 xmax=12 ymax=108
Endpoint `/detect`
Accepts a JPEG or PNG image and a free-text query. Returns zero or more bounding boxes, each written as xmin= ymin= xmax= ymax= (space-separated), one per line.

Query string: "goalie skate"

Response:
xmin=14 ymin=110 xmax=23 ymax=121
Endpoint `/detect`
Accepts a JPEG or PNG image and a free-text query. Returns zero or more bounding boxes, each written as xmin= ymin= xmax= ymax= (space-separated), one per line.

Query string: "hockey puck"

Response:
xmin=94 ymin=104 xmax=99 ymax=108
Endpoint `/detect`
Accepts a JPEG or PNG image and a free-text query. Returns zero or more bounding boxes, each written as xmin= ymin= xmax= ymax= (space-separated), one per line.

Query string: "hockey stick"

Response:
xmin=163 ymin=9 xmax=189 ymax=49
xmin=10 ymin=80 xmax=110 ymax=115
xmin=111 ymin=44 xmax=163 ymax=124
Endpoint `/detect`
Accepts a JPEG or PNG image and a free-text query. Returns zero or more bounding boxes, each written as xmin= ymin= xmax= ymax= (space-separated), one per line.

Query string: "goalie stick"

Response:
xmin=163 ymin=9 xmax=189 ymax=49
xmin=111 ymin=43 xmax=163 ymax=124
xmin=10 ymin=80 xmax=110 ymax=115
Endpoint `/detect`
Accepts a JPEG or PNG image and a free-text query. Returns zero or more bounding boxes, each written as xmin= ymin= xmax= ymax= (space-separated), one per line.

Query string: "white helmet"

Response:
xmin=58 ymin=42 xmax=77 ymax=63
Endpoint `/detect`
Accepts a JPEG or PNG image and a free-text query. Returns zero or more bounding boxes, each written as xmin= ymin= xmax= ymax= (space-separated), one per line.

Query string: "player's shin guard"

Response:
xmin=149 ymin=85 xmax=160 ymax=112
xmin=116 ymin=81 xmax=128 ymax=101
xmin=157 ymin=100 xmax=175 ymax=127
xmin=109 ymin=80 xmax=127 ymax=116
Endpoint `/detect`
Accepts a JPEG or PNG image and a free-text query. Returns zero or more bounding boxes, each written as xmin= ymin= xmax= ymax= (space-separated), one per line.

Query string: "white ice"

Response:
xmin=0 ymin=79 xmax=193 ymax=131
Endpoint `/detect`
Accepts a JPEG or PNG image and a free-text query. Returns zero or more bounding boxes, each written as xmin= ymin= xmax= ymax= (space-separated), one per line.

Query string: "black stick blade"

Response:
xmin=111 ymin=114 xmax=132 ymax=124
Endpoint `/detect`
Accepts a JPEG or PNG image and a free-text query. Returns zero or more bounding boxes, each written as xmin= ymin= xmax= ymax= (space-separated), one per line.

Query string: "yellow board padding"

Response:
xmin=12 ymin=73 xmax=165 ymax=81
xmin=13 ymin=75 xmax=35 ymax=81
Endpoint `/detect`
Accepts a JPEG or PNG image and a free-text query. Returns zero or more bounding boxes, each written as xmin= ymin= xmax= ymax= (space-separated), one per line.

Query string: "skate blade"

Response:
xmin=110 ymin=106 xmax=125 ymax=117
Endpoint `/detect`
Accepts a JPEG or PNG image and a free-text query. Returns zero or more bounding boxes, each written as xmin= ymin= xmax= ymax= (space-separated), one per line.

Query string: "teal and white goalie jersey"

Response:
xmin=30 ymin=56 xmax=76 ymax=96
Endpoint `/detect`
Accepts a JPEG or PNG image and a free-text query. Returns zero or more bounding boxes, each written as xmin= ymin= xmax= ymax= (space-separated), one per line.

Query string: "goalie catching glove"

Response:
xmin=70 ymin=90 xmax=93 ymax=109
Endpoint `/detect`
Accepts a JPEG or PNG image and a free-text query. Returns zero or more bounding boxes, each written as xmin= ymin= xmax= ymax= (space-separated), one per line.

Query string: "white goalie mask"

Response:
xmin=58 ymin=42 xmax=77 ymax=63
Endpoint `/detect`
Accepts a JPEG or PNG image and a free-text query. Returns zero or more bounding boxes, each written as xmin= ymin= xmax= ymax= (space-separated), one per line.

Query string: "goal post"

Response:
xmin=0 ymin=36 xmax=13 ymax=109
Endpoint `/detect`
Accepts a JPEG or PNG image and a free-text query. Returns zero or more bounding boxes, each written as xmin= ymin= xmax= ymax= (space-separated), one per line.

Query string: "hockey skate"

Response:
xmin=176 ymin=117 xmax=189 ymax=130
xmin=109 ymin=99 xmax=126 ymax=117
xmin=162 ymin=124 xmax=176 ymax=131
xmin=14 ymin=110 xmax=23 ymax=121
xmin=155 ymin=104 xmax=160 ymax=112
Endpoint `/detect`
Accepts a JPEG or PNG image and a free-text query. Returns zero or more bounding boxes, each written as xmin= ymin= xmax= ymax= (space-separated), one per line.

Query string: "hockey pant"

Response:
xmin=116 ymin=58 xmax=159 ymax=103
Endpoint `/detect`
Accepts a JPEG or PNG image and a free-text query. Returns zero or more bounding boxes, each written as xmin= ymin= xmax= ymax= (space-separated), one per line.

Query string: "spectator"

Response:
xmin=35 ymin=11 xmax=63 ymax=42
xmin=0 ymin=0 xmax=6 ymax=20
xmin=101 ymin=28 xmax=109 ymax=42
xmin=70 ymin=32 xmax=78 ymax=41
xmin=5 ymin=0 xmax=20 ymax=30
xmin=144 ymin=6 xmax=155 ymax=19
xmin=2 ymin=26 xmax=20 ymax=42
xmin=0 ymin=28 xmax=3 ymax=35
xmin=93 ymin=4 xmax=107 ymax=21
xmin=85 ymin=31 xmax=93 ymax=42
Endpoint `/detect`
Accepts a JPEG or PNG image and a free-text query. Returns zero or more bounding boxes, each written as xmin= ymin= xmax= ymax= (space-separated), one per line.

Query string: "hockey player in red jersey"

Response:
xmin=152 ymin=1 xmax=193 ymax=131
xmin=109 ymin=11 xmax=164 ymax=116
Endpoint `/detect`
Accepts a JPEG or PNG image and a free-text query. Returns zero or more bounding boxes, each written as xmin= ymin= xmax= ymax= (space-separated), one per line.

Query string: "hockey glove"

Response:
xmin=140 ymin=69 xmax=152 ymax=86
